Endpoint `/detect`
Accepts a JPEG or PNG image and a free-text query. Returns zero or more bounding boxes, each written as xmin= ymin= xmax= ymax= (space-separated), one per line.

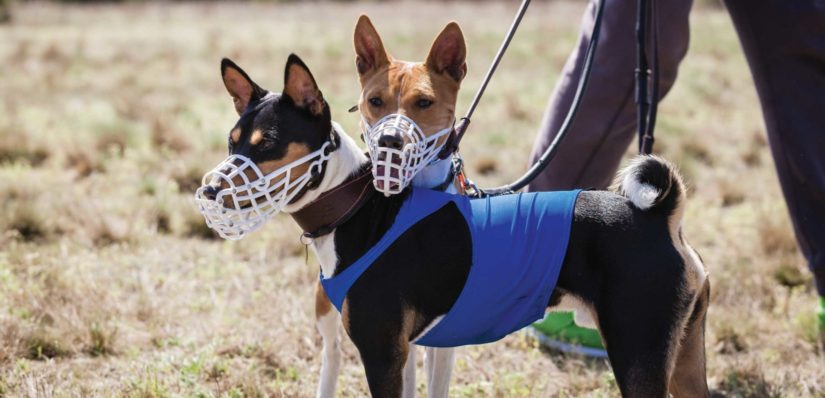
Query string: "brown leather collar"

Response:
xmin=291 ymin=163 xmax=375 ymax=240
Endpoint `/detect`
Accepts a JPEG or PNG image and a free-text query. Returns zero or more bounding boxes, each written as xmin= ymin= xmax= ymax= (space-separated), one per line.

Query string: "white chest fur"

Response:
xmin=313 ymin=233 xmax=338 ymax=280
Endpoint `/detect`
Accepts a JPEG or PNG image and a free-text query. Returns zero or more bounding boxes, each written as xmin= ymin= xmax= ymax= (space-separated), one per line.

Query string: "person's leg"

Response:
xmin=527 ymin=0 xmax=693 ymax=192
xmin=723 ymin=0 xmax=825 ymax=339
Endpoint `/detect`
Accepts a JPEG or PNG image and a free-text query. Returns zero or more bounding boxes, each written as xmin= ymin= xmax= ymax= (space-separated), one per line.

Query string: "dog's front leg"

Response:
xmin=402 ymin=346 xmax=416 ymax=398
xmin=315 ymin=282 xmax=341 ymax=398
xmin=424 ymin=347 xmax=454 ymax=398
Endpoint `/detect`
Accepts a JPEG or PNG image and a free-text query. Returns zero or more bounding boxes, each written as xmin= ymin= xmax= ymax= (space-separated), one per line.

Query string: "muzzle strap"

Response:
xmin=295 ymin=127 xmax=341 ymax=197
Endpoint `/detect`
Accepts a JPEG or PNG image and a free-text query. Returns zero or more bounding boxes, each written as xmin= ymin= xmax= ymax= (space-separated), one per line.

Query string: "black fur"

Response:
xmin=557 ymin=191 xmax=694 ymax=396
xmin=222 ymin=56 xmax=332 ymax=164
xmin=337 ymin=199 xmax=472 ymax=338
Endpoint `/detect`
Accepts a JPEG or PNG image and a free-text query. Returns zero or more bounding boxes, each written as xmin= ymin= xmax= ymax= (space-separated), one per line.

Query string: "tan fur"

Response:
xmin=654 ymin=162 xmax=708 ymax=397
xmin=341 ymin=299 xmax=351 ymax=336
xmin=355 ymin=16 xmax=465 ymax=149
xmin=669 ymin=279 xmax=710 ymax=398
xmin=230 ymin=127 xmax=241 ymax=144
xmin=399 ymin=309 xmax=416 ymax=398
xmin=425 ymin=22 xmax=468 ymax=82
xmin=218 ymin=142 xmax=311 ymax=207
xmin=550 ymin=294 xmax=599 ymax=330
xmin=315 ymin=280 xmax=333 ymax=318
xmin=354 ymin=15 xmax=390 ymax=75
xmin=249 ymin=129 xmax=263 ymax=146
xmin=656 ymin=162 xmax=708 ymax=397
xmin=660 ymin=233 xmax=708 ymax=398
xmin=662 ymin=163 xmax=707 ymax=396
xmin=257 ymin=142 xmax=310 ymax=176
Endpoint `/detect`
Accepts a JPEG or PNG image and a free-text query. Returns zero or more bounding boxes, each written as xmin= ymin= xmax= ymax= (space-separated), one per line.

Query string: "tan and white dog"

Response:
xmin=313 ymin=16 xmax=467 ymax=398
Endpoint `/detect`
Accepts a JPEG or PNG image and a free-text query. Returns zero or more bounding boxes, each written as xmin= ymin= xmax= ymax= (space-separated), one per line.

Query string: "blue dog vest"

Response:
xmin=321 ymin=188 xmax=581 ymax=347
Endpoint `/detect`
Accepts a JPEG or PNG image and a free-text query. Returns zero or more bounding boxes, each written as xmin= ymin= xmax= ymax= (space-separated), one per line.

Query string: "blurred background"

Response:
xmin=0 ymin=0 xmax=821 ymax=396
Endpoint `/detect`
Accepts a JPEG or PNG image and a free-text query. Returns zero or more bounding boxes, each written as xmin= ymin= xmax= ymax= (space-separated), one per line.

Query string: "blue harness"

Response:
xmin=321 ymin=188 xmax=580 ymax=347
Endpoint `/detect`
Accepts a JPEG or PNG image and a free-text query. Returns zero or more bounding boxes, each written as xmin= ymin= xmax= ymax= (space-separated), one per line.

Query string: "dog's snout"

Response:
xmin=202 ymin=185 xmax=220 ymax=201
xmin=378 ymin=134 xmax=404 ymax=150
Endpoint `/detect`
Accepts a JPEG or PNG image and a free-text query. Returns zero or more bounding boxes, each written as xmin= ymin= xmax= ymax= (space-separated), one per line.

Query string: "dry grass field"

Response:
xmin=0 ymin=1 xmax=823 ymax=397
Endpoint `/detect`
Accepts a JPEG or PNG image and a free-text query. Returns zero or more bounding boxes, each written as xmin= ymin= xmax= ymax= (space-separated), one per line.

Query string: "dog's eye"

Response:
xmin=368 ymin=97 xmax=383 ymax=107
xmin=416 ymin=99 xmax=433 ymax=109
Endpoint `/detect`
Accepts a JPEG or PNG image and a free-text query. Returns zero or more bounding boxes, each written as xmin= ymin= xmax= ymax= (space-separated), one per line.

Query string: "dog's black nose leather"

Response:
xmin=378 ymin=134 xmax=404 ymax=150
xmin=202 ymin=185 xmax=219 ymax=201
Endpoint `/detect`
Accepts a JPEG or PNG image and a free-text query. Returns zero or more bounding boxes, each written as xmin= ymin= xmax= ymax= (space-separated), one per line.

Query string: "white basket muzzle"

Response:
xmin=364 ymin=113 xmax=452 ymax=196
xmin=194 ymin=142 xmax=332 ymax=240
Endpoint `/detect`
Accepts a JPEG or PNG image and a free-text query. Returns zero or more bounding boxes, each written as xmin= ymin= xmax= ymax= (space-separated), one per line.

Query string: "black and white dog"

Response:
xmin=196 ymin=55 xmax=710 ymax=398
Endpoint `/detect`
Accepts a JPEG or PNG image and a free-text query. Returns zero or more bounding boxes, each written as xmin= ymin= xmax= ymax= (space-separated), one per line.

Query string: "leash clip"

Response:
xmin=453 ymin=156 xmax=481 ymax=197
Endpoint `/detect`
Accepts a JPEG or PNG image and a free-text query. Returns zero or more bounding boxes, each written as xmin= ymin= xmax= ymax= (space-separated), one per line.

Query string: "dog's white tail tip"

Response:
xmin=614 ymin=155 xmax=685 ymax=214
xmin=622 ymin=172 xmax=660 ymax=210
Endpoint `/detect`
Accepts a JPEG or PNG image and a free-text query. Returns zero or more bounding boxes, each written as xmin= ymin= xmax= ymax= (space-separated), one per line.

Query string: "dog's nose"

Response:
xmin=378 ymin=134 xmax=404 ymax=150
xmin=202 ymin=185 xmax=219 ymax=201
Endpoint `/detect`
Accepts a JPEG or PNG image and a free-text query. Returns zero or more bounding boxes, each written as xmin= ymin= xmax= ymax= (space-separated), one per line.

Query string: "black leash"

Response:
xmin=366 ymin=0 xmax=656 ymax=196
xmin=478 ymin=0 xmax=608 ymax=196
xmin=636 ymin=0 xmax=659 ymax=155
xmin=441 ymin=0 xmax=533 ymax=158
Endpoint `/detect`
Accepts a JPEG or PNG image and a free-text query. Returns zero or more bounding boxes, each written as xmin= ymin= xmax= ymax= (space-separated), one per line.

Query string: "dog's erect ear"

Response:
xmin=221 ymin=58 xmax=267 ymax=116
xmin=354 ymin=15 xmax=390 ymax=76
xmin=425 ymin=22 xmax=467 ymax=82
xmin=283 ymin=54 xmax=325 ymax=116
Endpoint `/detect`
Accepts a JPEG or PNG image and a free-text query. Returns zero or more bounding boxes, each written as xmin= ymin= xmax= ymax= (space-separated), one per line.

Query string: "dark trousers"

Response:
xmin=528 ymin=0 xmax=825 ymax=295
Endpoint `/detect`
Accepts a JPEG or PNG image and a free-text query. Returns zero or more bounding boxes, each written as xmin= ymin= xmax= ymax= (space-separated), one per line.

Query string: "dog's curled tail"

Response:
xmin=614 ymin=155 xmax=686 ymax=216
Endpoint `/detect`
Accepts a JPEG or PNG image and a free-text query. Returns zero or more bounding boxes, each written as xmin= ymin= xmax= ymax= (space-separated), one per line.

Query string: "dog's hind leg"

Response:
xmin=316 ymin=281 xmax=342 ymax=398
xmin=424 ymin=347 xmax=454 ymax=398
xmin=600 ymin=317 xmax=675 ymax=397
xmin=599 ymin=320 xmax=673 ymax=396
xmin=669 ymin=278 xmax=710 ymax=398
xmin=596 ymin=262 xmax=690 ymax=397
